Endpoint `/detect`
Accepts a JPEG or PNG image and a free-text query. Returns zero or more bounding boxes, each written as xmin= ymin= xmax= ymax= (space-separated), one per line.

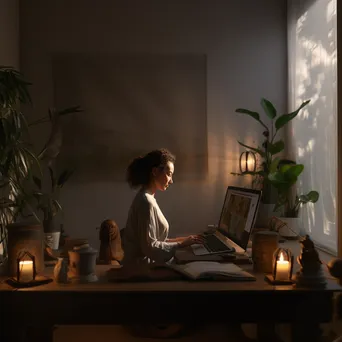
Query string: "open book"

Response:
xmin=168 ymin=261 xmax=256 ymax=281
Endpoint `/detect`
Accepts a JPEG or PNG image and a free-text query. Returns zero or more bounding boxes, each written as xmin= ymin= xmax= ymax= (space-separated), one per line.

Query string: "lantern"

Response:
xmin=239 ymin=151 xmax=256 ymax=173
xmin=16 ymin=251 xmax=36 ymax=283
xmin=265 ymin=248 xmax=294 ymax=285
xmin=6 ymin=250 xmax=53 ymax=288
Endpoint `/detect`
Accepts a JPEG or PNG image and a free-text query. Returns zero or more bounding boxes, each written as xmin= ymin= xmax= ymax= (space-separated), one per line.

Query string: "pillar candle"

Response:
xmin=19 ymin=260 xmax=33 ymax=282
xmin=275 ymin=252 xmax=289 ymax=281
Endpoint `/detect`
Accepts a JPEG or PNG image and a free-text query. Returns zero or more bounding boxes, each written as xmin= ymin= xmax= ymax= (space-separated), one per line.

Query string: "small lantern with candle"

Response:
xmin=265 ymin=248 xmax=294 ymax=285
xmin=6 ymin=250 xmax=53 ymax=288
xmin=16 ymin=251 xmax=36 ymax=283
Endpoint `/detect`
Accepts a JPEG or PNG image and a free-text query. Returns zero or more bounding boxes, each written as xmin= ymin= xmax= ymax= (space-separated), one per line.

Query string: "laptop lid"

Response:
xmin=217 ymin=186 xmax=261 ymax=250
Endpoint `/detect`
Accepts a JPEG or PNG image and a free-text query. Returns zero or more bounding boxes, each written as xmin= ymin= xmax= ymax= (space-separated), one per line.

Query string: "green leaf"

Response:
xmin=268 ymin=172 xmax=286 ymax=185
xmin=275 ymin=100 xmax=310 ymax=131
xmin=270 ymin=157 xmax=281 ymax=173
xmin=235 ymin=108 xmax=260 ymax=121
xmin=237 ymin=141 xmax=265 ymax=157
xmin=284 ymin=164 xmax=304 ymax=180
xmin=52 ymin=199 xmax=62 ymax=214
xmin=299 ymin=191 xmax=319 ymax=204
xmin=261 ymin=98 xmax=277 ymax=119
xmin=57 ymin=105 xmax=83 ymax=116
xmin=268 ymin=140 xmax=285 ymax=155
xmin=57 ymin=169 xmax=74 ymax=187
xmin=33 ymin=176 xmax=42 ymax=190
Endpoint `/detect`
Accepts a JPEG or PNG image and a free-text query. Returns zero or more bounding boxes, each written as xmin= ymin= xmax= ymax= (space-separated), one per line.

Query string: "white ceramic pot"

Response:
xmin=277 ymin=217 xmax=302 ymax=239
xmin=45 ymin=232 xmax=61 ymax=250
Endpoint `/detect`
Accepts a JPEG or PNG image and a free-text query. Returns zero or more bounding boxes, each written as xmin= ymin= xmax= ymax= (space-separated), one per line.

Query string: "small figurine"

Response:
xmin=297 ymin=234 xmax=322 ymax=272
xmin=98 ymin=219 xmax=124 ymax=265
xmin=295 ymin=234 xmax=326 ymax=288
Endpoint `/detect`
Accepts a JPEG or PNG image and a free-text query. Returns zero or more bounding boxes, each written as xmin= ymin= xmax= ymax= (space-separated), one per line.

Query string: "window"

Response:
xmin=287 ymin=0 xmax=337 ymax=254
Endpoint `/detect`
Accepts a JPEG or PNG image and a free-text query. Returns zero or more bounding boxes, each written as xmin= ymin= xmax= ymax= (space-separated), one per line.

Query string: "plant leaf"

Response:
xmin=235 ymin=108 xmax=260 ymax=121
xmin=33 ymin=176 xmax=42 ymax=190
xmin=267 ymin=140 xmax=285 ymax=155
xmin=270 ymin=157 xmax=281 ymax=173
xmin=237 ymin=141 xmax=265 ymax=157
xmin=298 ymin=191 xmax=319 ymax=204
xmin=275 ymin=100 xmax=310 ymax=131
xmin=57 ymin=169 xmax=74 ymax=187
xmin=261 ymin=98 xmax=277 ymax=119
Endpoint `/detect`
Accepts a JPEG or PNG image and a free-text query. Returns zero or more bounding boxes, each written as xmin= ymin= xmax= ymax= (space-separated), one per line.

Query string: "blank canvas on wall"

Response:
xmin=52 ymin=53 xmax=208 ymax=183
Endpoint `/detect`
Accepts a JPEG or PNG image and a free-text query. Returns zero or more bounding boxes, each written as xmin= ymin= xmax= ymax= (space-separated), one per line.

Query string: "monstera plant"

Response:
xmin=233 ymin=98 xmax=319 ymax=218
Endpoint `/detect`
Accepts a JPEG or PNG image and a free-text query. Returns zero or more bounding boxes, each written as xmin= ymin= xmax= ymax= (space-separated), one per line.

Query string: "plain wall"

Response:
xmin=19 ymin=0 xmax=288 ymax=249
xmin=0 ymin=0 xmax=19 ymax=67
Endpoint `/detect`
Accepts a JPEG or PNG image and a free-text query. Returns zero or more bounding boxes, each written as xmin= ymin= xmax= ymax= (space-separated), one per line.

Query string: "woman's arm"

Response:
xmin=166 ymin=237 xmax=187 ymax=243
xmin=139 ymin=201 xmax=179 ymax=263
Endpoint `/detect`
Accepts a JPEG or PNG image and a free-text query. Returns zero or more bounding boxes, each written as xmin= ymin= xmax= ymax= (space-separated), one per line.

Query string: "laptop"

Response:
xmin=191 ymin=186 xmax=261 ymax=255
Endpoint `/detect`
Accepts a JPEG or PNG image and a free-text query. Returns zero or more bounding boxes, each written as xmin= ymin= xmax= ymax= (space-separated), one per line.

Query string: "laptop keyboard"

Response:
xmin=204 ymin=234 xmax=233 ymax=253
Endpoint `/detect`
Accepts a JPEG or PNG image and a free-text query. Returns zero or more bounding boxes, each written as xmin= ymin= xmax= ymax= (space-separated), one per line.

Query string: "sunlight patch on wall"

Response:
xmin=288 ymin=0 xmax=337 ymax=253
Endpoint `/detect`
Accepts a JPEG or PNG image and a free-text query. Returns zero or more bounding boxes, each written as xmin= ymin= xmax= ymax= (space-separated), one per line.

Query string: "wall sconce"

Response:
xmin=265 ymin=248 xmax=294 ymax=285
xmin=239 ymin=151 xmax=256 ymax=173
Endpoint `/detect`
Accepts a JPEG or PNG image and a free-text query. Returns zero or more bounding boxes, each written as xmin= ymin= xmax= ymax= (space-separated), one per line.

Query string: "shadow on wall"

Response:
xmin=52 ymin=53 xmax=208 ymax=183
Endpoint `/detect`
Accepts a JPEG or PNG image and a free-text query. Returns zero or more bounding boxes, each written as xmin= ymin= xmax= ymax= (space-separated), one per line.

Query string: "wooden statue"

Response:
xmin=295 ymin=234 xmax=326 ymax=288
xmin=297 ymin=234 xmax=322 ymax=271
xmin=98 ymin=219 xmax=124 ymax=264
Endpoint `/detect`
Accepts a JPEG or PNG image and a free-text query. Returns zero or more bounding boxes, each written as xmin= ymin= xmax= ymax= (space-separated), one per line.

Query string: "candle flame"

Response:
xmin=279 ymin=252 xmax=284 ymax=262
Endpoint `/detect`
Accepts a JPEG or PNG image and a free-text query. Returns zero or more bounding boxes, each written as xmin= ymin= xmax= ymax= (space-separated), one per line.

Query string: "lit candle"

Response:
xmin=275 ymin=252 xmax=289 ymax=281
xmin=19 ymin=260 xmax=33 ymax=282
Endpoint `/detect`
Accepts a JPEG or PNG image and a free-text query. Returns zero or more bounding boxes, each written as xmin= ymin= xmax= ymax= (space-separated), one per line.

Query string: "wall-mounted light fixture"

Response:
xmin=239 ymin=151 xmax=257 ymax=173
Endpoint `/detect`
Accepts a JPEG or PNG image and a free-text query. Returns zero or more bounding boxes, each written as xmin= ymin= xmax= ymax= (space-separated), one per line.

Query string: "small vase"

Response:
xmin=54 ymin=257 xmax=69 ymax=283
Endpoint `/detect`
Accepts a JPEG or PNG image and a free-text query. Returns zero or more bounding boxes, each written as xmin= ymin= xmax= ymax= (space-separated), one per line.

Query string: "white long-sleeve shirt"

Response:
xmin=122 ymin=189 xmax=178 ymax=265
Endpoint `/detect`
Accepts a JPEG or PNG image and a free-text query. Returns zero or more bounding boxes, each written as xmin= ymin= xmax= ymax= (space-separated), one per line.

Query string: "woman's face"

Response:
xmin=152 ymin=161 xmax=174 ymax=191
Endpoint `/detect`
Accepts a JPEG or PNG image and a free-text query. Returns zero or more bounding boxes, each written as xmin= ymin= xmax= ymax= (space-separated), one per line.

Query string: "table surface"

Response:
xmin=0 ymin=240 xmax=340 ymax=293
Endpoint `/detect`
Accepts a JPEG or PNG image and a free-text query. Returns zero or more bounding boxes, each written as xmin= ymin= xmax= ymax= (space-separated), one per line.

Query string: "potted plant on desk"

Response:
xmin=268 ymin=162 xmax=319 ymax=238
xmin=232 ymin=97 xmax=310 ymax=227
xmin=29 ymin=105 xmax=82 ymax=255
xmin=32 ymin=167 xmax=74 ymax=252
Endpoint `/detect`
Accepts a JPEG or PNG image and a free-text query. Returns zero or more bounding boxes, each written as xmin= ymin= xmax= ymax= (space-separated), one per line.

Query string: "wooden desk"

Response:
xmin=0 ymin=263 xmax=341 ymax=342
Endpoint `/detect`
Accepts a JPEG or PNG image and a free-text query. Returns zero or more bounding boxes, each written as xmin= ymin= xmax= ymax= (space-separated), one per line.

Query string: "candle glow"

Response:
xmin=19 ymin=260 xmax=33 ymax=282
xmin=275 ymin=252 xmax=290 ymax=281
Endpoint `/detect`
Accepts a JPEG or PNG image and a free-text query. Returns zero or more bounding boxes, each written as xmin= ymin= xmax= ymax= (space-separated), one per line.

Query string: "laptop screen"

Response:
xmin=217 ymin=186 xmax=261 ymax=250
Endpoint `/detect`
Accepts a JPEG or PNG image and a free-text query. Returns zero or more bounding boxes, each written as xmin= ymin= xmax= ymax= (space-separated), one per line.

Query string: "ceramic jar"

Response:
xmin=68 ymin=245 xmax=98 ymax=283
xmin=252 ymin=231 xmax=279 ymax=273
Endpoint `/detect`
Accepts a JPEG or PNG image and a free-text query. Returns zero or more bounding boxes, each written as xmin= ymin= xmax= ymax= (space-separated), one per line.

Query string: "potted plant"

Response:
xmin=32 ymin=167 xmax=74 ymax=250
xmin=268 ymin=162 xmax=319 ymax=237
xmin=0 ymin=66 xmax=40 ymax=272
xmin=29 ymin=106 xmax=82 ymax=251
xmin=232 ymin=97 xmax=311 ymax=226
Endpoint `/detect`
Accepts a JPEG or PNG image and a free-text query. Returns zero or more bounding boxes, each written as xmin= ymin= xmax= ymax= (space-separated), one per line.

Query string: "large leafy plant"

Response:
xmin=233 ymin=98 xmax=319 ymax=217
xmin=0 ymin=66 xmax=40 ymax=264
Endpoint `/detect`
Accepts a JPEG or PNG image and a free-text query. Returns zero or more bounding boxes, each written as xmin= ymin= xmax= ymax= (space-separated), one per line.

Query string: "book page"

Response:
xmin=171 ymin=261 xmax=254 ymax=280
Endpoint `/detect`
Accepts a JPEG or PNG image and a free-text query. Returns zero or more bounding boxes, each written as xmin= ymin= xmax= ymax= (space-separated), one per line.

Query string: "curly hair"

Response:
xmin=126 ymin=148 xmax=175 ymax=188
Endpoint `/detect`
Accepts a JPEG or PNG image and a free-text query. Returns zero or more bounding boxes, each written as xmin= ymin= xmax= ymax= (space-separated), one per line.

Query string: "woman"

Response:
xmin=122 ymin=148 xmax=204 ymax=265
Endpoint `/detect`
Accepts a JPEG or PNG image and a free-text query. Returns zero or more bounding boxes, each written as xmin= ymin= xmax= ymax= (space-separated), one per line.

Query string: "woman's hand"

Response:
xmin=178 ymin=235 xmax=205 ymax=248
